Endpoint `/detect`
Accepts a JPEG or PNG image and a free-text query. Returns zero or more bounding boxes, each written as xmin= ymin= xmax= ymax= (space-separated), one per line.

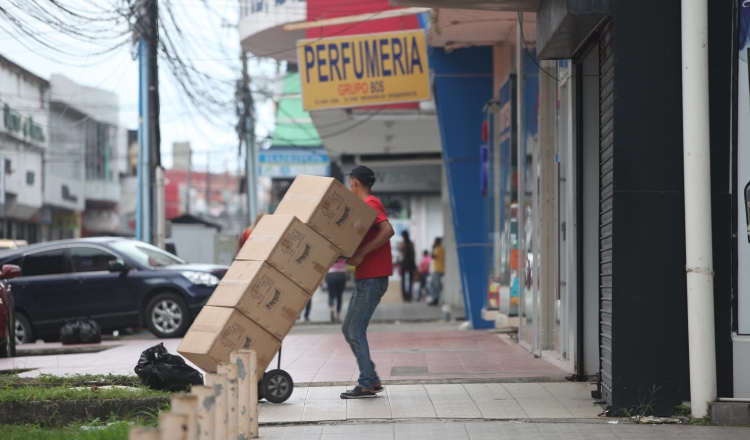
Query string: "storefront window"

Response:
xmin=518 ymin=47 xmax=540 ymax=349
xmin=486 ymin=76 xmax=517 ymax=315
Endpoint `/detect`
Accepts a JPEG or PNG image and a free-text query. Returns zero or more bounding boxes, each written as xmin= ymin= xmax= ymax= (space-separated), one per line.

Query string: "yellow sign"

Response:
xmin=297 ymin=30 xmax=431 ymax=111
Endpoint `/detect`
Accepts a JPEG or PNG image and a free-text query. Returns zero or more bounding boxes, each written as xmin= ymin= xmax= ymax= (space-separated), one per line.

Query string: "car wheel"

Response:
xmin=0 ymin=318 xmax=15 ymax=358
xmin=15 ymin=313 xmax=33 ymax=345
xmin=145 ymin=292 xmax=190 ymax=338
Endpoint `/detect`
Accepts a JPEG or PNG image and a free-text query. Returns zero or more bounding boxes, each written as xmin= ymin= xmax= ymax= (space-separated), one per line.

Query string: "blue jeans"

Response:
xmin=341 ymin=276 xmax=388 ymax=390
xmin=429 ymin=272 xmax=444 ymax=302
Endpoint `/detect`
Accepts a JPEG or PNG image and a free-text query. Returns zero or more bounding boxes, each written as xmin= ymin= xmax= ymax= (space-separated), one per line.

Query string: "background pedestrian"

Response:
xmin=428 ymin=237 xmax=445 ymax=306
xmin=417 ymin=250 xmax=431 ymax=301
xmin=327 ymin=259 xmax=348 ymax=322
xmin=399 ymin=230 xmax=416 ymax=302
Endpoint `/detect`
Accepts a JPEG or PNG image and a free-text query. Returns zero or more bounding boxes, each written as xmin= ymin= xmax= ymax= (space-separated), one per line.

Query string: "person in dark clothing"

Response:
xmin=326 ymin=259 xmax=348 ymax=322
xmin=399 ymin=230 xmax=416 ymax=302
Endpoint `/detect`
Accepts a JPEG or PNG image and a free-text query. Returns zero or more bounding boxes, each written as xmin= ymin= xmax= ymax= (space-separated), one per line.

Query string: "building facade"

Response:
xmin=392 ymin=0 xmax=744 ymax=417
xmin=48 ymin=74 xmax=122 ymax=239
xmin=0 ymin=56 xmax=48 ymax=243
xmin=239 ymin=0 xmax=452 ymax=308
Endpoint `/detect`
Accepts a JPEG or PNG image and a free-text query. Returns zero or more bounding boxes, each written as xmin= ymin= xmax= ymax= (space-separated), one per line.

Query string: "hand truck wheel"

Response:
xmin=260 ymin=369 xmax=293 ymax=404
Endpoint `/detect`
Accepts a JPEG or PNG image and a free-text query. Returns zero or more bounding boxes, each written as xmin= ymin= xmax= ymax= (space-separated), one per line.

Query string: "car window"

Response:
xmin=69 ymin=247 xmax=121 ymax=273
xmin=109 ymin=240 xmax=186 ymax=267
xmin=22 ymin=249 xmax=67 ymax=277
xmin=3 ymin=256 xmax=23 ymax=268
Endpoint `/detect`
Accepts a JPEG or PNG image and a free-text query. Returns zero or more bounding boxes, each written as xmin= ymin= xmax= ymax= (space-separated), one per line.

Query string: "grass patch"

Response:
xmin=0 ymin=421 xmax=134 ymax=440
xmin=0 ymin=407 xmax=163 ymax=440
xmin=0 ymin=384 xmax=171 ymax=402
xmin=0 ymin=372 xmax=175 ymax=402
xmin=0 ymin=373 xmax=142 ymax=389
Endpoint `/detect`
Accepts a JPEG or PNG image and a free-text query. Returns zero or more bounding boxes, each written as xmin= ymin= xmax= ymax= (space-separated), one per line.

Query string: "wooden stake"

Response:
xmin=248 ymin=350 xmax=259 ymax=439
xmin=206 ymin=372 xmax=228 ymax=440
xmin=170 ymin=394 xmax=198 ymax=440
xmin=159 ymin=412 xmax=189 ymax=440
xmin=190 ymin=385 xmax=215 ymax=440
xmin=218 ymin=363 xmax=239 ymax=439
xmin=129 ymin=427 xmax=159 ymax=440
xmin=231 ymin=349 xmax=259 ymax=439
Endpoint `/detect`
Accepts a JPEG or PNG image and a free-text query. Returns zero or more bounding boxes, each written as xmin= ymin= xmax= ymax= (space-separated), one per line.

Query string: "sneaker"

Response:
xmin=330 ymin=310 xmax=336 ymax=322
xmin=373 ymin=383 xmax=385 ymax=394
xmin=340 ymin=386 xmax=377 ymax=399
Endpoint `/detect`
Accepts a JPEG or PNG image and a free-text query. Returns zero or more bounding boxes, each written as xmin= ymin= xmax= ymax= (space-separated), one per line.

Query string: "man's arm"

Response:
xmin=348 ymin=220 xmax=394 ymax=266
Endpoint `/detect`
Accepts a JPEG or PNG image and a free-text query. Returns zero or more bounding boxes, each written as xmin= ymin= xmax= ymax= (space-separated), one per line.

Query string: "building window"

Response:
xmin=26 ymin=171 xmax=34 ymax=185
xmin=85 ymin=120 xmax=115 ymax=181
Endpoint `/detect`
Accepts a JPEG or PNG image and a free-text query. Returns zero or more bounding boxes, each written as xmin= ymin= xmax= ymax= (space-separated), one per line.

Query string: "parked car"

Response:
xmin=0 ymin=264 xmax=21 ymax=357
xmin=0 ymin=237 xmax=229 ymax=343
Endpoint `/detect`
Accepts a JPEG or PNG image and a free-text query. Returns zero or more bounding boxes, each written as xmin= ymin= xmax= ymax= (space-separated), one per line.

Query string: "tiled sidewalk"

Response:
xmin=260 ymin=422 xmax=750 ymax=440
xmin=279 ymin=329 xmax=566 ymax=383
xmin=259 ymin=383 xmax=600 ymax=424
xmin=0 ymin=326 xmax=565 ymax=384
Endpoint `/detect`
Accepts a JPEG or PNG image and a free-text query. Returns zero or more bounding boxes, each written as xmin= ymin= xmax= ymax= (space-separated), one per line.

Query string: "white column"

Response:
xmin=681 ymin=0 xmax=717 ymax=419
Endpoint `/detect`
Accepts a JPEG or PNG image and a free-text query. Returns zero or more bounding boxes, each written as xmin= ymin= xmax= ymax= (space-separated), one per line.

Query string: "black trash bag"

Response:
xmin=60 ymin=320 xmax=80 ymax=345
xmin=78 ymin=319 xmax=102 ymax=344
xmin=134 ymin=343 xmax=203 ymax=391
xmin=60 ymin=319 xmax=102 ymax=345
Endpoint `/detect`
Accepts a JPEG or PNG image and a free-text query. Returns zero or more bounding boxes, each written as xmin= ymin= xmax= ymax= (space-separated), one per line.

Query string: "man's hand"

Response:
xmin=347 ymin=251 xmax=364 ymax=267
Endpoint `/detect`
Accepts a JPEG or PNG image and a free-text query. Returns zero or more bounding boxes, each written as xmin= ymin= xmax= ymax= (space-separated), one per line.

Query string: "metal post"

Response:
xmin=136 ymin=37 xmax=145 ymax=242
xmin=242 ymin=51 xmax=258 ymax=223
xmin=139 ymin=34 xmax=151 ymax=244
xmin=155 ymin=166 xmax=165 ymax=249
xmin=681 ymin=0 xmax=716 ymax=419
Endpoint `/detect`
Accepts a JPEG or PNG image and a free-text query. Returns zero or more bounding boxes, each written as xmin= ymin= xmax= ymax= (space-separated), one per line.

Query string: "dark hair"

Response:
xmin=401 ymin=230 xmax=410 ymax=241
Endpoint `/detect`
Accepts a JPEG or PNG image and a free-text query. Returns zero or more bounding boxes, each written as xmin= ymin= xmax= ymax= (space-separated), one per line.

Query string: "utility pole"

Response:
xmin=148 ymin=0 xmax=161 ymax=244
xmin=241 ymin=51 xmax=257 ymax=225
xmin=133 ymin=0 xmax=160 ymax=244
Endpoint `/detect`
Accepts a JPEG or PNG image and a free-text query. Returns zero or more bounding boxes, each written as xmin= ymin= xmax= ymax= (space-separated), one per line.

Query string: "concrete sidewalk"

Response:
xmin=259 ymin=382 xmax=600 ymax=424
xmin=259 ymin=422 xmax=750 ymax=440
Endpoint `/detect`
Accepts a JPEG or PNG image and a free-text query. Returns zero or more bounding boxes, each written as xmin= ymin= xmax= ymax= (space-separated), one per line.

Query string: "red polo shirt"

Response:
xmin=355 ymin=195 xmax=393 ymax=280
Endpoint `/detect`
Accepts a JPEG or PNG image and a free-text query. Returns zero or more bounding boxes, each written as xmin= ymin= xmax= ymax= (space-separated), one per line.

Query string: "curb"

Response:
xmin=295 ymin=376 xmax=573 ymax=387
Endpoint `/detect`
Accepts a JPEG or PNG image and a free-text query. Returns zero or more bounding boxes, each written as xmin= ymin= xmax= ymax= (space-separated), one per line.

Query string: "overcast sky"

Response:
xmin=0 ymin=0 xmax=278 ymax=175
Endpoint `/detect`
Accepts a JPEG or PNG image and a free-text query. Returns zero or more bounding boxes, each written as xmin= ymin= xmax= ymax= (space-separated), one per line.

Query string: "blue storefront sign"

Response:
xmin=258 ymin=148 xmax=330 ymax=178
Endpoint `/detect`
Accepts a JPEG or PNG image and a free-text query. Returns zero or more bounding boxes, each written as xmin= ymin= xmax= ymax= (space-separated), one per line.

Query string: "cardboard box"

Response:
xmin=206 ymin=260 xmax=310 ymax=340
xmin=177 ymin=306 xmax=280 ymax=374
xmin=274 ymin=175 xmax=378 ymax=257
xmin=236 ymin=215 xmax=339 ymax=293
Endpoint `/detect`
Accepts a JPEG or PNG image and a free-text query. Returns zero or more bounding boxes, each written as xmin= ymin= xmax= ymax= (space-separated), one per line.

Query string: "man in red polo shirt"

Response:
xmin=340 ymin=165 xmax=394 ymax=399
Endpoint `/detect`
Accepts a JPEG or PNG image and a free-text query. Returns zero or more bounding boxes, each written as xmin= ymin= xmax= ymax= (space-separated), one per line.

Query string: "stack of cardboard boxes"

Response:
xmin=178 ymin=175 xmax=377 ymax=374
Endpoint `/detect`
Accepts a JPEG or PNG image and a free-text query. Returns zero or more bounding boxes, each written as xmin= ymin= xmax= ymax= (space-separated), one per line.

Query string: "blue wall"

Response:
xmin=430 ymin=46 xmax=494 ymax=329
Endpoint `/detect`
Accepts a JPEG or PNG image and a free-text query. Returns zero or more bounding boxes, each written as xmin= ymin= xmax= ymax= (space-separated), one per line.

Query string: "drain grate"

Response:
xmin=390 ymin=366 xmax=429 ymax=376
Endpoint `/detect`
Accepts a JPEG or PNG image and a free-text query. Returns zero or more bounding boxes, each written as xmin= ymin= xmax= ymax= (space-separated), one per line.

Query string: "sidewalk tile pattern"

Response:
xmin=260 ymin=422 xmax=750 ymax=440
xmin=259 ymin=383 xmax=601 ymax=424
xmin=278 ymin=330 xmax=566 ymax=383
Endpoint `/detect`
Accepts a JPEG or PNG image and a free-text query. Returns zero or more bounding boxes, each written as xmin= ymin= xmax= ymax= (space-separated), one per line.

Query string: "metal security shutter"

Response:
xmin=599 ymin=18 xmax=615 ymax=406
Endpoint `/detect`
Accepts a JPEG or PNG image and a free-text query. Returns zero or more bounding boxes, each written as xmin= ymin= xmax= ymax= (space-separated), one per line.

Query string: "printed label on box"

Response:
xmin=264 ymin=289 xmax=283 ymax=311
